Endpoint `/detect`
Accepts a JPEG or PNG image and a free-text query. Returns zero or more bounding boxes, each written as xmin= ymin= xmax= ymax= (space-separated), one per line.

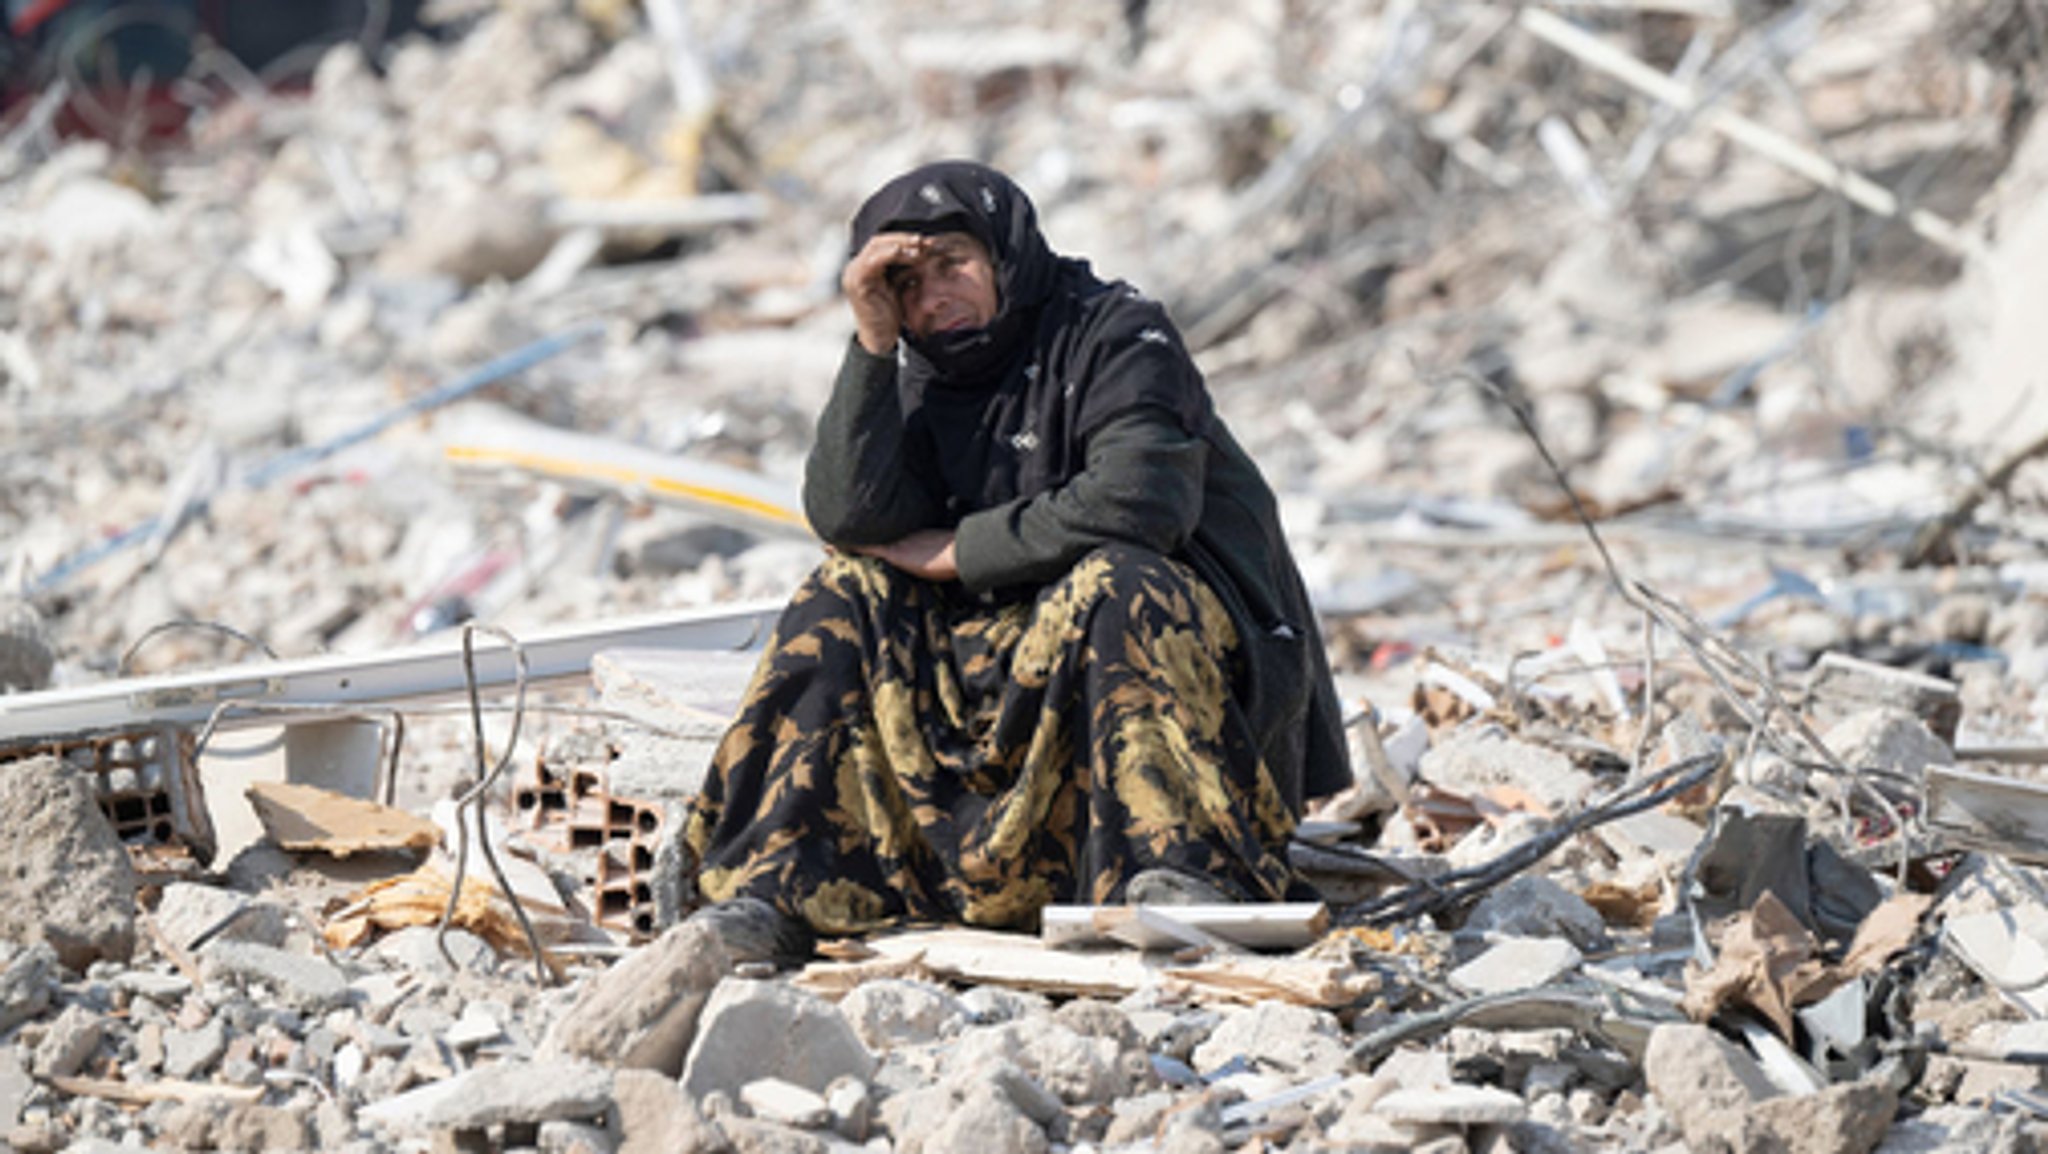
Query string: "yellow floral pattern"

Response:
xmin=683 ymin=545 xmax=1305 ymax=935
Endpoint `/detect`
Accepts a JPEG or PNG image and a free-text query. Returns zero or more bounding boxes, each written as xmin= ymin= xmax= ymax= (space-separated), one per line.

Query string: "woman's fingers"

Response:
xmin=844 ymin=234 xmax=928 ymax=353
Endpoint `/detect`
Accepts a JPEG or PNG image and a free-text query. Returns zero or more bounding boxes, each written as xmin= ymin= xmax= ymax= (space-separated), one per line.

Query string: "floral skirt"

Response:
xmin=681 ymin=543 xmax=1305 ymax=935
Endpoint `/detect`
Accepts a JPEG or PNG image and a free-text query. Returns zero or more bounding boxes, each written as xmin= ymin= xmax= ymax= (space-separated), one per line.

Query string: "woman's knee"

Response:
xmin=808 ymin=552 xmax=913 ymax=600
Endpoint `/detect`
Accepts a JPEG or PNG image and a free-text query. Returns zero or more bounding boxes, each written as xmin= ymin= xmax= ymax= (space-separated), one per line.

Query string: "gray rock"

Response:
xmin=1103 ymin=1091 xmax=1176 ymax=1145
xmin=545 ymin=919 xmax=729 ymax=1076
xmin=1052 ymin=998 xmax=1141 ymax=1051
xmin=1821 ymin=708 xmax=1954 ymax=778
xmin=680 ymin=979 xmax=875 ymax=1101
xmin=1748 ymin=1080 xmax=1899 ymax=1154
xmin=1875 ymin=1104 xmax=2028 ymax=1153
xmin=739 ymin=1077 xmax=830 ymax=1128
xmin=0 ymin=944 xmax=56 ymax=1034
xmin=367 ymin=925 xmax=493 ymax=975
xmin=1641 ymin=1023 xmax=1895 ymax=1152
xmin=541 ymin=1117 xmax=620 ymax=1154
xmin=1190 ymin=1002 xmax=1350 ymax=1079
xmin=152 ymin=883 xmax=289 ymax=953
xmin=0 ymin=1047 xmax=30 ymax=1130
xmin=444 ymin=1004 xmax=505 ymax=1050
xmin=214 ymin=1103 xmax=312 ymax=1151
xmin=957 ymin=985 xmax=1050 ymax=1024
xmin=1373 ymin=1084 xmax=1528 ymax=1126
xmin=30 ymin=1004 xmax=101 ymax=1079
xmin=836 ymin=978 xmax=966 ymax=1052
xmin=944 ymin=1057 xmax=1063 ymax=1127
xmin=163 ymin=1018 xmax=228 ymax=1081
xmin=358 ymin=1058 xmax=612 ymax=1133
xmin=1418 ymin=726 xmax=1593 ymax=810
xmin=824 ymin=1076 xmax=871 ymax=1142
xmin=0 ymin=755 xmax=137 ymax=970
xmin=1448 ymin=937 xmax=1582 ymax=996
xmin=155 ymin=1099 xmax=220 ymax=1148
xmin=1147 ymin=1009 xmax=1220 ymax=1064
xmin=113 ymin=970 xmax=192 ymax=1004
xmin=718 ymin=1115 xmax=831 ymax=1154
xmin=610 ymin=1068 xmax=728 ymax=1154
xmin=1644 ymin=1022 xmax=1779 ymax=1150
xmin=200 ymin=941 xmax=351 ymax=1012
xmin=1463 ymin=875 xmax=1609 ymax=952
xmin=0 ymin=600 xmax=53 ymax=693
xmin=909 ymin=1083 xmax=1046 ymax=1154
xmin=948 ymin=1018 xmax=1126 ymax=1106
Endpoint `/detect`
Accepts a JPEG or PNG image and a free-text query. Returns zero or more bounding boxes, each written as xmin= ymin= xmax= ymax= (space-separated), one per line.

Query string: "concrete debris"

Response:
xmin=0 ymin=756 xmax=136 ymax=970
xmin=2 ymin=1 xmax=2048 ymax=1150
xmin=679 ymin=979 xmax=876 ymax=1102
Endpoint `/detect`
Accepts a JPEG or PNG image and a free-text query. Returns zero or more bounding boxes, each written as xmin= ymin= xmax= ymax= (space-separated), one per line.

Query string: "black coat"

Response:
xmin=804 ymin=334 xmax=1352 ymax=815
xmin=807 ymin=159 xmax=1351 ymax=814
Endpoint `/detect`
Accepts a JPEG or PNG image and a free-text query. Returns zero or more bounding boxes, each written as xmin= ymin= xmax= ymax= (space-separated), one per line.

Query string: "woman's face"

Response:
xmin=887 ymin=232 xmax=999 ymax=339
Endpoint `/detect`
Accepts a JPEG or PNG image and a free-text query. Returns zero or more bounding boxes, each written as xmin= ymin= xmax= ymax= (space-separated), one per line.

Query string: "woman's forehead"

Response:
xmin=925 ymin=232 xmax=991 ymax=261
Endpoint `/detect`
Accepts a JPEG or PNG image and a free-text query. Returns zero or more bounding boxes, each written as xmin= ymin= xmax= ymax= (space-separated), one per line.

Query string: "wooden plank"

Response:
xmin=1926 ymin=765 xmax=2048 ymax=863
xmin=44 ymin=1075 xmax=263 ymax=1106
xmin=803 ymin=925 xmax=1370 ymax=1007
xmin=854 ymin=928 xmax=1157 ymax=998
xmin=1040 ymin=903 xmax=1329 ymax=951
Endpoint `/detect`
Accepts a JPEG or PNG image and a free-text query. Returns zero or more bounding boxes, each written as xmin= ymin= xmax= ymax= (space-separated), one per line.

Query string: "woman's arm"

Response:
xmin=953 ymin=406 xmax=1206 ymax=593
xmin=801 ymin=340 xmax=948 ymax=546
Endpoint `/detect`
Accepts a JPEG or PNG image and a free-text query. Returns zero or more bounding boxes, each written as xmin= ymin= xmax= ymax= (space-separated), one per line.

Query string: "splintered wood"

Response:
xmin=796 ymin=923 xmax=1376 ymax=1008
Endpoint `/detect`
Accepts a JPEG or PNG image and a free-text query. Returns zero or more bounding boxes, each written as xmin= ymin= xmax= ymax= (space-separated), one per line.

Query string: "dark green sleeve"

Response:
xmin=954 ymin=408 xmax=1206 ymax=594
xmin=802 ymin=338 xmax=947 ymax=546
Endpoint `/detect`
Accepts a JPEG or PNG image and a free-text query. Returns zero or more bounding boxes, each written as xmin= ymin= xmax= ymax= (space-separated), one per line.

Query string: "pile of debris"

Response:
xmin=4 ymin=0 xmax=2048 ymax=1150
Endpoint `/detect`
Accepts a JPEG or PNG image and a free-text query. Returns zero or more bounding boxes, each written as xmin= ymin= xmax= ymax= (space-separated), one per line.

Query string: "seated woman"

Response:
xmin=680 ymin=160 xmax=1349 ymax=957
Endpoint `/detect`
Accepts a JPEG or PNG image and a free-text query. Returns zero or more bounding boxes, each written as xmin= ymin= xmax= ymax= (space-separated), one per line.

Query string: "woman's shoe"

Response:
xmin=1124 ymin=868 xmax=1237 ymax=906
xmin=683 ymin=897 xmax=816 ymax=965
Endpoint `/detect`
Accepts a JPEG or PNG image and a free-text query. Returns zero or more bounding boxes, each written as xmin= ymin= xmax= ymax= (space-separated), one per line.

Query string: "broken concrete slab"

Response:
xmin=358 ymin=1058 xmax=613 ymax=1133
xmin=1191 ymin=1002 xmax=1351 ymax=1080
xmin=544 ymin=918 xmax=729 ymax=1075
xmin=1807 ymin=653 xmax=1961 ymax=744
xmin=199 ymin=942 xmax=351 ymax=1012
xmin=0 ymin=754 xmax=137 ymax=970
xmin=1373 ymin=1083 xmax=1529 ymax=1127
xmin=609 ymin=1067 xmax=728 ymax=1154
xmin=31 ymin=1005 xmax=103 ymax=1079
xmin=946 ymin=1018 xmax=1128 ymax=1106
xmin=902 ymin=1082 xmax=1049 ymax=1154
xmin=836 ymin=977 xmax=969 ymax=1052
xmin=739 ymin=1076 xmax=831 ymax=1128
xmin=1748 ymin=1079 xmax=1899 ymax=1154
xmin=151 ymin=883 xmax=290 ymax=953
xmin=1821 ymin=707 xmax=1954 ymax=777
xmin=0 ymin=943 xmax=56 ymax=1035
xmin=1417 ymin=726 xmax=1595 ymax=811
xmin=1462 ymin=876 xmax=1610 ymax=953
xmin=679 ymin=978 xmax=876 ymax=1101
xmin=1449 ymin=937 xmax=1583 ymax=996
xmin=1644 ymin=1022 xmax=1781 ymax=1149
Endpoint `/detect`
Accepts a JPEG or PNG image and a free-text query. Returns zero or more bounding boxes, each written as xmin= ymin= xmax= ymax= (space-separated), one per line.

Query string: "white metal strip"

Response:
xmin=0 ymin=601 xmax=784 ymax=744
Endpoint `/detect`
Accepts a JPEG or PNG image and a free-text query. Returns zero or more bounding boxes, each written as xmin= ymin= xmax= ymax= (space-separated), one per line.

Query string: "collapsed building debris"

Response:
xmin=4 ymin=0 xmax=2048 ymax=1150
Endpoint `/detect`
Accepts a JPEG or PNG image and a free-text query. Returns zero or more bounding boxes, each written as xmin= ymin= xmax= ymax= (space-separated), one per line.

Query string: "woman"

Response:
xmin=680 ymin=161 xmax=1348 ymax=952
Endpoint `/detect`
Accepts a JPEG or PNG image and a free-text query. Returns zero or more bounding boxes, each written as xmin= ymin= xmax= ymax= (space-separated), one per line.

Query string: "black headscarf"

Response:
xmin=847 ymin=160 xmax=1212 ymax=516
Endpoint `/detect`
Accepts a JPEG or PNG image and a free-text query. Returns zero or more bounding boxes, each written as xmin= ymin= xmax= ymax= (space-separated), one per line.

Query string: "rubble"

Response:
xmin=2 ymin=0 xmax=2048 ymax=1149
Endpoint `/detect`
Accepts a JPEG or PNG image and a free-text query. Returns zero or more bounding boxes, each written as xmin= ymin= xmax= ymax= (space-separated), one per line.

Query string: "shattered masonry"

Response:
xmin=3 ymin=0 xmax=2048 ymax=1151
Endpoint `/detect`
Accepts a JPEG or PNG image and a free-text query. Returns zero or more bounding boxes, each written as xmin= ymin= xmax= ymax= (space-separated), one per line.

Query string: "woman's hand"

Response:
xmin=843 ymin=232 xmax=928 ymax=355
xmin=852 ymin=529 xmax=958 ymax=581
